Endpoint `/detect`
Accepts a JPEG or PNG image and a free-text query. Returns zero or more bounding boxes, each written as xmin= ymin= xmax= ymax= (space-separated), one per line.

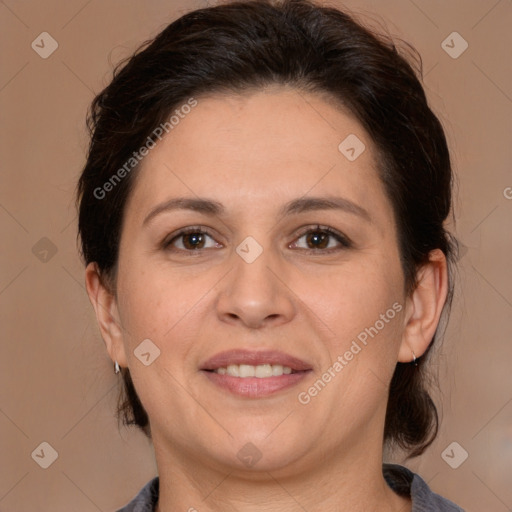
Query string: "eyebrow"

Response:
xmin=142 ymin=195 xmax=371 ymax=225
xmin=279 ymin=196 xmax=372 ymax=223
xmin=143 ymin=197 xmax=225 ymax=225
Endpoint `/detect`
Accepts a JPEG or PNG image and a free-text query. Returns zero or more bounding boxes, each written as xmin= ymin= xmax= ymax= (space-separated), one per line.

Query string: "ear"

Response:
xmin=85 ymin=262 xmax=128 ymax=369
xmin=398 ymin=249 xmax=449 ymax=363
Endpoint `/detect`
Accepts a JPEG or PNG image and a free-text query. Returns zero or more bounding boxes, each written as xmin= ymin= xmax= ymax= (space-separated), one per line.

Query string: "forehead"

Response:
xmin=125 ymin=87 xmax=392 ymax=223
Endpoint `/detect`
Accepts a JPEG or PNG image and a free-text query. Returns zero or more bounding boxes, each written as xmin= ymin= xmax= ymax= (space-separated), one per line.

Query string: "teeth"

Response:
xmin=226 ymin=364 xmax=239 ymax=377
xmin=215 ymin=364 xmax=293 ymax=377
xmin=255 ymin=364 xmax=272 ymax=378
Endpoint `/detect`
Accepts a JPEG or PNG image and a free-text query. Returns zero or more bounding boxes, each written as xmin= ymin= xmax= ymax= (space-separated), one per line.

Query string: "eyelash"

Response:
xmin=162 ymin=225 xmax=352 ymax=255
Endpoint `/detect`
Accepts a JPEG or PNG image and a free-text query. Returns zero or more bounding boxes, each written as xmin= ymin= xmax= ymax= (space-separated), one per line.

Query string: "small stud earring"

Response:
xmin=411 ymin=351 xmax=418 ymax=367
xmin=114 ymin=361 xmax=121 ymax=374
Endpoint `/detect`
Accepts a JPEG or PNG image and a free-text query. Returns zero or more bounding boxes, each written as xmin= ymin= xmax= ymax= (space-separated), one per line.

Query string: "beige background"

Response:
xmin=1 ymin=0 xmax=511 ymax=510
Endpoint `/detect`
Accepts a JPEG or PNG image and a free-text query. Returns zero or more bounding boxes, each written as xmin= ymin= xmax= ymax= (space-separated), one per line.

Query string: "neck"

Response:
xmin=152 ymin=435 xmax=411 ymax=512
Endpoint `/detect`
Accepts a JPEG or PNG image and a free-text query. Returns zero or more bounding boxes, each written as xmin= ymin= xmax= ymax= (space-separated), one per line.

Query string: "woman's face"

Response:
xmin=110 ymin=87 xmax=410 ymax=474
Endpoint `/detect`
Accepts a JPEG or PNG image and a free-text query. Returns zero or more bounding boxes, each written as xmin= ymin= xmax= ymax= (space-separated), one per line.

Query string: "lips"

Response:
xmin=200 ymin=349 xmax=313 ymax=372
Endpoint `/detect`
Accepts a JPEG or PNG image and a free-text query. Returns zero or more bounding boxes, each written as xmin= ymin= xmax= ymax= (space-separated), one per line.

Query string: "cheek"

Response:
xmin=296 ymin=257 xmax=404 ymax=348
xmin=116 ymin=259 xmax=224 ymax=376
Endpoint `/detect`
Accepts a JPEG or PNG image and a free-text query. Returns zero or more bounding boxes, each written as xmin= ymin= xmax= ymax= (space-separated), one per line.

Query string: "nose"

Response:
xmin=215 ymin=243 xmax=296 ymax=329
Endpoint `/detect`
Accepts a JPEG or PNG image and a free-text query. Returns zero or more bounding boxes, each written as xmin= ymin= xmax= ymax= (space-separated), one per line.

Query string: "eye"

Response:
xmin=290 ymin=225 xmax=352 ymax=252
xmin=163 ymin=227 xmax=222 ymax=251
xmin=162 ymin=225 xmax=351 ymax=254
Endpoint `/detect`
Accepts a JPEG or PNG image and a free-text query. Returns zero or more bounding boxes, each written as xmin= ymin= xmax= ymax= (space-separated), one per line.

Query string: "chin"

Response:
xmin=207 ymin=429 xmax=311 ymax=475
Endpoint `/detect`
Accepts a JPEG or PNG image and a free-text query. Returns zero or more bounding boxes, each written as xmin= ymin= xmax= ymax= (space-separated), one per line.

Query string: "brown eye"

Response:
xmin=164 ymin=228 xmax=220 ymax=252
xmin=291 ymin=226 xmax=352 ymax=252
xmin=305 ymin=231 xmax=330 ymax=249
xmin=182 ymin=232 xmax=206 ymax=250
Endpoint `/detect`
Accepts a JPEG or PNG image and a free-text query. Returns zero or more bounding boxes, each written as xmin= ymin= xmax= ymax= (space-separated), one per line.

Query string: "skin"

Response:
xmin=86 ymin=86 xmax=448 ymax=512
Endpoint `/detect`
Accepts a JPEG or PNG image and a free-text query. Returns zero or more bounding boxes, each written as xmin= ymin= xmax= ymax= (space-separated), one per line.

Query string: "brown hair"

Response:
xmin=77 ymin=0 xmax=456 ymax=457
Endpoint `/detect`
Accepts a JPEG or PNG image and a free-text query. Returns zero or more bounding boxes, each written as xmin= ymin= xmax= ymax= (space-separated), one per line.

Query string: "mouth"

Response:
xmin=200 ymin=349 xmax=313 ymax=397
xmin=200 ymin=349 xmax=312 ymax=374
xmin=205 ymin=363 xmax=301 ymax=377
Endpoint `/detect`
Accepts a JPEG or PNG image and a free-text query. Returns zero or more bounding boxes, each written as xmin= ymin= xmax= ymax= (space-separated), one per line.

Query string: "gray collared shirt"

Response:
xmin=117 ymin=463 xmax=465 ymax=511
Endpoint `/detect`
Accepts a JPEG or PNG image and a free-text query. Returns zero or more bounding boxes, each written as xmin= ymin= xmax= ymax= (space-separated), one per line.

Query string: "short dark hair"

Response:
xmin=77 ymin=0 xmax=457 ymax=457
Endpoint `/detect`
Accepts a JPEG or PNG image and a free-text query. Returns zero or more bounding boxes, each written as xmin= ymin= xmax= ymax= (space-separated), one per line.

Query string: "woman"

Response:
xmin=77 ymin=0 xmax=464 ymax=510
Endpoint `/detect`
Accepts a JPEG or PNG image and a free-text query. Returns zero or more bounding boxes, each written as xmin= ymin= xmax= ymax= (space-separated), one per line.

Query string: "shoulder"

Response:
xmin=116 ymin=477 xmax=159 ymax=512
xmin=383 ymin=463 xmax=465 ymax=511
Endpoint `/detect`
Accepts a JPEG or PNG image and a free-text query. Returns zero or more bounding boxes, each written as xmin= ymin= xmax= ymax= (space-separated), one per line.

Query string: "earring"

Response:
xmin=114 ymin=360 xmax=121 ymax=374
xmin=411 ymin=351 xmax=418 ymax=367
